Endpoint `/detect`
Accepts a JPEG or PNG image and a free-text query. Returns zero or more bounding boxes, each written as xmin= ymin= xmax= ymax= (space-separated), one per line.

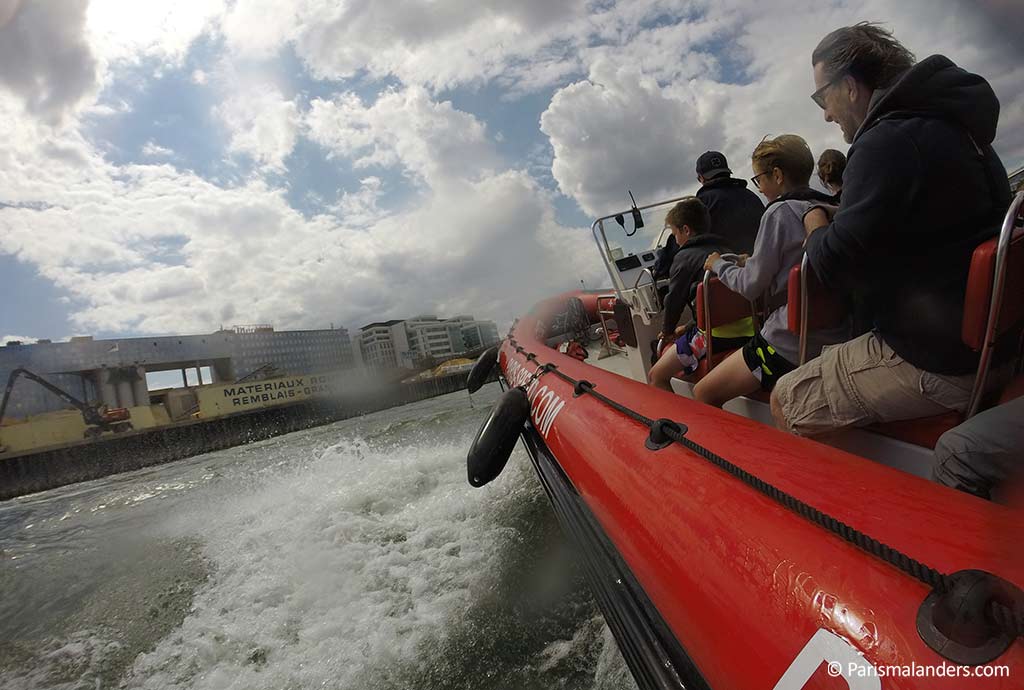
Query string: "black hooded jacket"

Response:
xmin=661 ymin=233 xmax=735 ymax=334
xmin=695 ymin=176 xmax=765 ymax=255
xmin=805 ymin=55 xmax=1012 ymax=375
xmin=652 ymin=233 xmax=679 ymax=280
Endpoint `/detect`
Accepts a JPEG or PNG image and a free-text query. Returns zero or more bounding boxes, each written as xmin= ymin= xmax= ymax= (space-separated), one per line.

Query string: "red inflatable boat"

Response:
xmin=467 ymin=192 xmax=1024 ymax=689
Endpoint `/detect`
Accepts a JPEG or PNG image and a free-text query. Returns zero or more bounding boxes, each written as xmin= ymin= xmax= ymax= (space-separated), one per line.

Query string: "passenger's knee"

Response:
xmin=932 ymin=429 xmax=974 ymax=477
xmin=930 ymin=441 xmax=954 ymax=485
xmin=648 ymin=366 xmax=674 ymax=392
xmin=931 ymin=429 xmax=988 ymax=497
xmin=770 ymin=389 xmax=790 ymax=432
xmin=693 ymin=380 xmax=720 ymax=407
xmin=692 ymin=380 xmax=710 ymax=403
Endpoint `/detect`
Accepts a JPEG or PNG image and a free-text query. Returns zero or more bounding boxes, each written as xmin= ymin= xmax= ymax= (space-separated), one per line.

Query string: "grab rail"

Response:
xmin=597 ymin=294 xmax=627 ymax=355
xmin=967 ymin=189 xmax=1024 ymax=418
xmin=798 ymin=254 xmax=811 ymax=366
xmin=632 ymin=268 xmax=662 ymax=317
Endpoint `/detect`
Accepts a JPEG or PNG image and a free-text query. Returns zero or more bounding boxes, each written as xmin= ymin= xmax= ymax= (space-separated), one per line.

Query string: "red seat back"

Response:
xmin=961 ymin=228 xmax=1024 ymax=350
xmin=867 ymin=412 xmax=963 ymax=450
xmin=868 ymin=196 xmax=1024 ymax=447
xmin=696 ymin=276 xmax=753 ymax=331
xmin=786 ymin=262 xmax=846 ymax=334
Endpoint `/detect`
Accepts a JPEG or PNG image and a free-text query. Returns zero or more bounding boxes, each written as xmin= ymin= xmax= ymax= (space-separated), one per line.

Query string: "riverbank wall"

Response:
xmin=0 ymin=370 xmax=496 ymax=501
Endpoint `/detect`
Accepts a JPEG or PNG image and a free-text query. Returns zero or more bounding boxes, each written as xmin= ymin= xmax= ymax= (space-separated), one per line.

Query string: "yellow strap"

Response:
xmin=710 ymin=316 xmax=756 ymax=339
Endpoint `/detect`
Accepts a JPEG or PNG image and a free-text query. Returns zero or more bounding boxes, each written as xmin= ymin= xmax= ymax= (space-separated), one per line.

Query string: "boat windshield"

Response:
xmin=592 ymin=195 xmax=695 ymax=294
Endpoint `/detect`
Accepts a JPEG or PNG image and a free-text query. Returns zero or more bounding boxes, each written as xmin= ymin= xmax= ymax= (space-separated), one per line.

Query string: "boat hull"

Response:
xmin=500 ymin=291 xmax=1023 ymax=689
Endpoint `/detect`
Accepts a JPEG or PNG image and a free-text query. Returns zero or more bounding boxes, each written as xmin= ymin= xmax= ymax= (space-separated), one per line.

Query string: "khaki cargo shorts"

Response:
xmin=773 ymin=331 xmax=974 ymax=436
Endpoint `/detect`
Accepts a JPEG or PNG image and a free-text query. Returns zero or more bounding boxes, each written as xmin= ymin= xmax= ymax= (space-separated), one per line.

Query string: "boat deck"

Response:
xmin=591 ymin=348 xmax=634 ymax=378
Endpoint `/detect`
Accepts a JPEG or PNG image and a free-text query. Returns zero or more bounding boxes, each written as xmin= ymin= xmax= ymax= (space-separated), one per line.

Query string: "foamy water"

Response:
xmin=0 ymin=383 xmax=635 ymax=690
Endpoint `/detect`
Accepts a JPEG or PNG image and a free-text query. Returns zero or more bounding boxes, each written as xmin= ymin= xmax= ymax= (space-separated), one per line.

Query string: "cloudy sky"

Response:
xmin=1 ymin=0 xmax=1022 ymax=343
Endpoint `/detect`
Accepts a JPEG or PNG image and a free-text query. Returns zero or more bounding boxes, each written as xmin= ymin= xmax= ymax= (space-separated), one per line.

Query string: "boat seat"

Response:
xmin=679 ymin=271 xmax=757 ymax=384
xmin=788 ymin=194 xmax=1024 ymax=449
xmin=787 ymin=260 xmax=846 ymax=340
xmin=864 ymin=412 xmax=964 ymax=449
xmin=870 ymin=372 xmax=1024 ymax=448
xmin=786 ymin=260 xmax=964 ymax=447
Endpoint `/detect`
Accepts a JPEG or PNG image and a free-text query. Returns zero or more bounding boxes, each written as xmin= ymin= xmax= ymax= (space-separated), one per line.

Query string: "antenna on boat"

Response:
xmin=614 ymin=190 xmax=644 ymax=237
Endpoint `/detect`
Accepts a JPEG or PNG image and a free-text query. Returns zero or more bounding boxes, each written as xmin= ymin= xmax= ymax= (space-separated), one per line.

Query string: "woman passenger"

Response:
xmin=693 ymin=135 xmax=849 ymax=407
xmin=817 ymin=148 xmax=846 ymax=203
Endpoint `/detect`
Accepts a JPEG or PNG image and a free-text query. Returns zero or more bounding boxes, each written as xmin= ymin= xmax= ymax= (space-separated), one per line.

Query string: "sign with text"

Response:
xmin=197 ymin=374 xmax=338 ymax=416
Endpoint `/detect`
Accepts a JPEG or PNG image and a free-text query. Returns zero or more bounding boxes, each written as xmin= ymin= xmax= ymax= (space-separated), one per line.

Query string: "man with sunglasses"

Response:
xmin=770 ymin=22 xmax=1012 ymax=437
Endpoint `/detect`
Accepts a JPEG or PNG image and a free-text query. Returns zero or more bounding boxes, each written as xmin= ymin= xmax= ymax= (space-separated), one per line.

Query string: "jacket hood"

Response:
xmin=863 ymin=55 xmax=1000 ymax=145
xmin=699 ymin=176 xmax=750 ymax=191
xmin=767 ymin=187 xmax=834 ymax=208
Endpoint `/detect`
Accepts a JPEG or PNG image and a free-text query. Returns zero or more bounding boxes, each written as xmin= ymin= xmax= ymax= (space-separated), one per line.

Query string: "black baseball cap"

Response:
xmin=696 ymin=151 xmax=731 ymax=179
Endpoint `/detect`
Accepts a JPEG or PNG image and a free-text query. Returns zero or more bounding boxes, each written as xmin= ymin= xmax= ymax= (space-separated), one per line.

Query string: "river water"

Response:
xmin=0 ymin=383 xmax=636 ymax=690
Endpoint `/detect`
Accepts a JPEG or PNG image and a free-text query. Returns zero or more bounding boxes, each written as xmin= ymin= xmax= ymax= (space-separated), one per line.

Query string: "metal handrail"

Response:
xmin=632 ymin=267 xmax=657 ymax=292
xmin=596 ymin=294 xmax=627 ymax=355
xmin=632 ymin=267 xmax=662 ymax=316
xmin=701 ymin=270 xmax=714 ymax=367
xmin=591 ymin=219 xmax=620 ymax=296
xmin=966 ymin=190 xmax=1024 ymax=418
xmin=752 ymin=293 xmax=767 ymax=332
xmin=700 ymin=268 xmax=761 ymax=373
xmin=798 ymin=254 xmax=811 ymax=365
xmin=591 ymin=194 xmax=695 ymax=228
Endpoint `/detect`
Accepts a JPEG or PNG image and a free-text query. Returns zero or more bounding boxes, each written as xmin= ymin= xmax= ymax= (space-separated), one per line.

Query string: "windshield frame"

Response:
xmin=590 ymin=194 xmax=695 ymax=296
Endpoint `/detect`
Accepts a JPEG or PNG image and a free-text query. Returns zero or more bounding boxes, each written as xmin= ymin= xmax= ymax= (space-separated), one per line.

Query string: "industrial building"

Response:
xmin=358 ymin=315 xmax=499 ymax=369
xmin=0 ymin=326 xmax=353 ymax=420
xmin=459 ymin=318 xmax=501 ymax=351
xmin=359 ymin=320 xmax=406 ymax=369
xmin=228 ymin=325 xmax=354 ymax=381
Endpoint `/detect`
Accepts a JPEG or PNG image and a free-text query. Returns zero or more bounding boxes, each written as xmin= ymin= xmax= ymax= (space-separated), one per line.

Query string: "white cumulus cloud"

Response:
xmin=217 ymin=84 xmax=301 ymax=172
xmin=1 ymin=335 xmax=38 ymax=345
xmin=2 ymin=0 xmax=1022 ymax=343
xmin=0 ymin=0 xmax=98 ymax=124
xmin=540 ymin=0 xmax=1024 ymax=217
xmin=223 ymin=0 xmax=593 ymax=91
xmin=0 ymin=85 xmax=600 ymax=336
xmin=542 ymin=58 xmax=724 ymax=216
xmin=305 ymin=86 xmax=501 ymax=184
xmin=85 ymin=0 xmax=224 ymax=68
xmin=141 ymin=141 xmax=174 ymax=159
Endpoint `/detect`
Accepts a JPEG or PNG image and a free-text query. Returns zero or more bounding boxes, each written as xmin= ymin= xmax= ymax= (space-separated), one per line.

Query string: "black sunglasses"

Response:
xmin=811 ymin=73 xmax=845 ymax=109
xmin=750 ymin=170 xmax=773 ymax=189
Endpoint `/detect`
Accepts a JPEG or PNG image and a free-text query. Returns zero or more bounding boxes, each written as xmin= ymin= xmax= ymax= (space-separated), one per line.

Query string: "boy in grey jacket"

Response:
xmin=693 ymin=135 xmax=849 ymax=408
